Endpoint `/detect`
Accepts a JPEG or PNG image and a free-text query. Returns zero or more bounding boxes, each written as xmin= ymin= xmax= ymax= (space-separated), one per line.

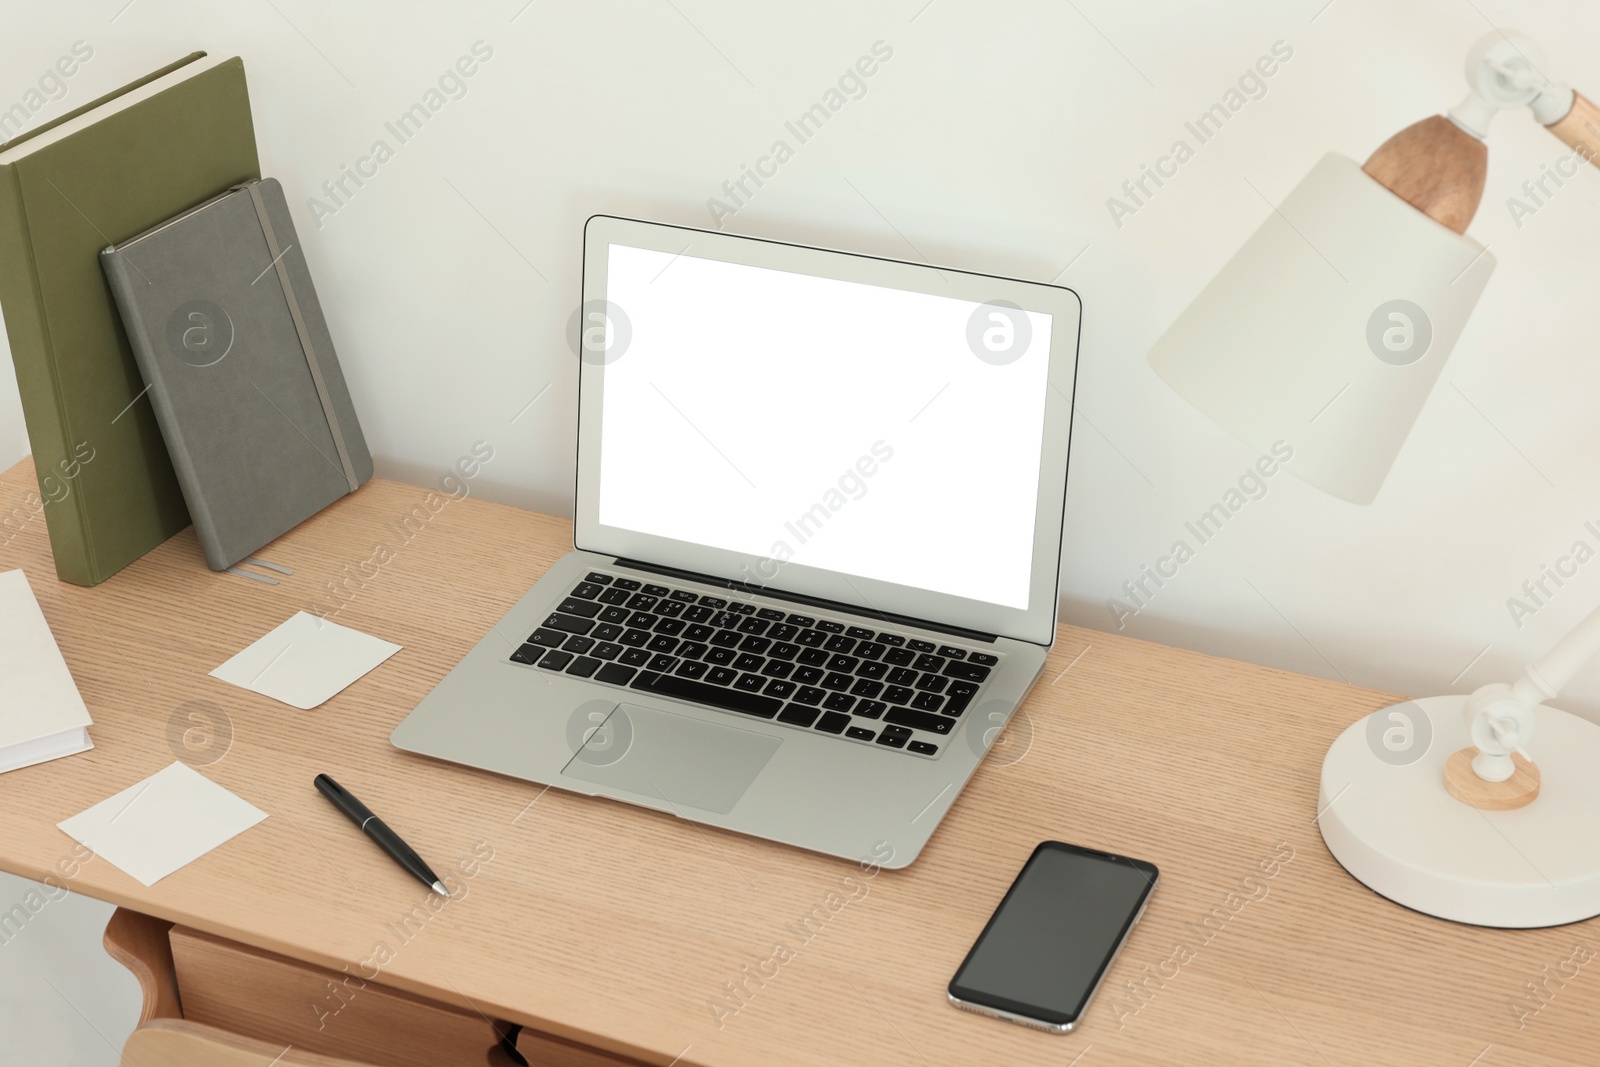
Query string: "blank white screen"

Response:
xmin=596 ymin=244 xmax=1052 ymax=610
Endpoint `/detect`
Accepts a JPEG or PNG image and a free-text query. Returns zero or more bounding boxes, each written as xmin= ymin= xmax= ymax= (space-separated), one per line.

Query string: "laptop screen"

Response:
xmin=594 ymin=243 xmax=1054 ymax=611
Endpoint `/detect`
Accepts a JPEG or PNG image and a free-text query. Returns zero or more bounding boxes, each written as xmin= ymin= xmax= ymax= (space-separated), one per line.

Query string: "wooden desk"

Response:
xmin=0 ymin=458 xmax=1593 ymax=1066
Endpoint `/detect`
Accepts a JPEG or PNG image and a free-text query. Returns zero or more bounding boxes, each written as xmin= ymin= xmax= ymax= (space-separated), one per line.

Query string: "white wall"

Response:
xmin=5 ymin=0 xmax=1600 ymax=727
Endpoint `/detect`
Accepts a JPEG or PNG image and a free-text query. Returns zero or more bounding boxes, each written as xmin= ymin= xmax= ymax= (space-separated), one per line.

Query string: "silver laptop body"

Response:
xmin=392 ymin=215 xmax=1081 ymax=869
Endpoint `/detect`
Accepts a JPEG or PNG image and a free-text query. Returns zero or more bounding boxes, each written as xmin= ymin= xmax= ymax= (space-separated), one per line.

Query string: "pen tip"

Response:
xmin=433 ymin=881 xmax=449 ymax=897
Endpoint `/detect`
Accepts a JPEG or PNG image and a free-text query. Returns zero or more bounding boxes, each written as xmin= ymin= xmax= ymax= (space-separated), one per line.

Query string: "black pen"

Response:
xmin=314 ymin=774 xmax=448 ymax=897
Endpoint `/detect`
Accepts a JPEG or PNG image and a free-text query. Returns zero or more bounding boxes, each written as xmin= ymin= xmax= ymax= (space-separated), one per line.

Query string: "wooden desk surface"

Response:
xmin=0 ymin=459 xmax=1593 ymax=1066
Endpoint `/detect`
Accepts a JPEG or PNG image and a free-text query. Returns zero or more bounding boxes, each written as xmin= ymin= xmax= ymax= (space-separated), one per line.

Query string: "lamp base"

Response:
xmin=1318 ymin=696 xmax=1600 ymax=928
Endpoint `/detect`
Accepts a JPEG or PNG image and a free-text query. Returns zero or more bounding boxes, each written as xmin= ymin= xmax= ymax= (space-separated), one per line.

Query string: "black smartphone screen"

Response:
xmin=949 ymin=841 xmax=1158 ymax=1029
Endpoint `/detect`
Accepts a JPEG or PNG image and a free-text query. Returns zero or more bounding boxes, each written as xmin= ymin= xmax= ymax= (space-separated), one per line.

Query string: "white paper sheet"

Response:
xmin=209 ymin=611 xmax=401 ymax=710
xmin=57 ymin=762 xmax=267 ymax=886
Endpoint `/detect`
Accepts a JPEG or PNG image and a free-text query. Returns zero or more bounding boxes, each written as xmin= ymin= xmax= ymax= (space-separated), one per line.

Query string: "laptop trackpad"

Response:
xmin=560 ymin=702 xmax=781 ymax=814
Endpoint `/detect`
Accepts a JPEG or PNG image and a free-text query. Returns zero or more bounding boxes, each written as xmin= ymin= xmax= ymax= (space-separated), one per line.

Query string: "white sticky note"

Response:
xmin=57 ymin=762 xmax=267 ymax=886
xmin=210 ymin=611 xmax=401 ymax=710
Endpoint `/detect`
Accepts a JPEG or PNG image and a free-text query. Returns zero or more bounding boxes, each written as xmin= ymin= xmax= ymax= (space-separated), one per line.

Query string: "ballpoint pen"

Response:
xmin=314 ymin=773 xmax=448 ymax=896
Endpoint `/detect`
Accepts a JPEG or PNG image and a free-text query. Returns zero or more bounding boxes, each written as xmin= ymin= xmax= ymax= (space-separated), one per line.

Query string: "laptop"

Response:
xmin=391 ymin=215 xmax=1081 ymax=869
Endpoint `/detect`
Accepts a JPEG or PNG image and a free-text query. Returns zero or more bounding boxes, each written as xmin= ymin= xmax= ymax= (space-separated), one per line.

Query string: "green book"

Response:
xmin=0 ymin=54 xmax=259 ymax=585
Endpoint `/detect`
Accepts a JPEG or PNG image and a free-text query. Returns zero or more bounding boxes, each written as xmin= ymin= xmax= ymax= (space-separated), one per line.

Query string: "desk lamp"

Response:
xmin=1147 ymin=30 xmax=1600 ymax=504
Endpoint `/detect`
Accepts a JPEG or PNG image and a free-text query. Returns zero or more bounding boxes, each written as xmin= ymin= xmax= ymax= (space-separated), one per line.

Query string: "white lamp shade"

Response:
xmin=1148 ymin=154 xmax=1496 ymax=504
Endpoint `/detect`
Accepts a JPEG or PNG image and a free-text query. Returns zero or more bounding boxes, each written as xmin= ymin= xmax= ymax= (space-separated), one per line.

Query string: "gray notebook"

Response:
xmin=101 ymin=179 xmax=371 ymax=571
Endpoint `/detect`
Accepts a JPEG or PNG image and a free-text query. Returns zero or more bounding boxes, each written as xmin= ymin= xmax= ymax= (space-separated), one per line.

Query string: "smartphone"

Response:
xmin=947 ymin=840 xmax=1159 ymax=1033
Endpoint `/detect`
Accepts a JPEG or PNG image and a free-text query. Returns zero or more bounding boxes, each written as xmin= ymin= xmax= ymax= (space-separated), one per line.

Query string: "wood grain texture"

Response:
xmin=1444 ymin=749 xmax=1540 ymax=810
xmin=102 ymin=907 xmax=181 ymax=1023
xmin=1547 ymin=91 xmax=1600 ymax=164
xmin=124 ymin=1018 xmax=394 ymax=1067
xmin=1363 ymin=115 xmax=1487 ymax=233
xmin=0 ymin=458 xmax=1595 ymax=1066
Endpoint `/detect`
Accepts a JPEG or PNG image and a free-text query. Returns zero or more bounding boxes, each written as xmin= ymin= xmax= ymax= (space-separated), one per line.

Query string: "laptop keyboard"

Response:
xmin=506 ymin=571 xmax=999 ymax=758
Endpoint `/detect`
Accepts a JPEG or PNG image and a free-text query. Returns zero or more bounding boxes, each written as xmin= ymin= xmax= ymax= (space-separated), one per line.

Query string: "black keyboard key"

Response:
xmin=887 ymin=667 xmax=919 ymax=686
xmin=706 ymin=647 xmax=736 ymax=666
xmin=566 ymin=656 xmax=602 ymax=678
xmin=678 ymin=642 xmax=709 ymax=660
xmin=883 ymin=648 xmax=915 ymax=666
xmin=916 ymin=673 xmax=948 ymax=693
xmin=827 ymin=654 xmax=859 ymax=673
xmin=735 ymin=673 xmax=766 ymax=692
xmin=628 ymin=611 xmax=656 ymax=629
xmin=815 ymin=711 xmax=850 ymax=734
xmin=592 ymin=623 xmax=624 ymax=641
xmin=596 ymin=663 xmax=636 ymax=686
xmin=630 ymin=671 xmax=781 ymax=719
xmin=571 ymin=582 xmax=604 ymax=600
xmin=510 ymin=643 xmax=541 ymax=665
xmin=620 ymin=648 xmax=652 ymax=667
xmin=683 ymin=605 xmax=713 ymax=624
xmin=761 ymin=660 xmax=794 ymax=679
xmin=769 ymin=642 xmax=800 ymax=661
xmin=707 ymin=667 xmax=738 ymax=686
xmin=854 ymin=642 xmax=885 ymax=661
xmin=883 ymin=685 xmax=915 ymax=705
xmin=558 ymin=597 xmax=602 ymax=618
xmin=585 ymin=572 xmax=613 ymax=584
xmin=945 ymin=681 xmax=978 ymax=716
xmin=598 ymin=587 xmax=630 ymax=605
xmin=739 ymin=635 xmax=772 ymax=654
xmin=763 ymin=679 xmax=796 ymax=699
xmin=676 ymin=660 xmax=709 ymax=679
xmin=653 ymin=599 xmax=685 ymax=617
xmin=876 ymin=725 xmax=911 ymax=748
xmin=908 ymin=740 xmax=939 ymax=756
xmin=653 ymin=617 xmax=687 ymax=636
xmin=768 ymin=624 xmax=799 ymax=642
xmin=854 ymin=699 xmax=887 ymax=719
xmin=821 ymin=671 xmax=853 ymax=691
xmin=620 ymin=628 xmax=652 ymax=647
xmin=945 ymin=661 xmax=993 ymax=683
xmin=642 ymin=583 xmax=670 ymax=596
xmin=528 ymin=627 xmax=567 ymax=648
xmin=797 ymin=648 xmax=829 ymax=666
xmin=846 ymin=626 xmax=875 ymax=640
xmin=647 ymin=635 xmax=679 ymax=654
xmin=598 ymin=606 xmax=630 ymax=624
xmin=911 ymin=691 xmax=944 ymax=712
xmin=778 ymin=704 xmax=820 ymax=727
xmin=938 ymin=645 xmax=965 ymax=659
xmin=729 ymin=603 xmax=756 ymax=615
xmin=914 ymin=653 xmax=946 ymax=672
xmin=670 ymin=589 xmax=698 ymax=602
xmin=612 ymin=578 xmax=642 ymax=591
xmin=846 ymin=726 xmax=876 ymax=741
xmin=733 ymin=653 xmax=764 ymax=672
xmin=626 ymin=594 xmax=658 ymax=611
xmin=545 ymin=612 xmax=595 ymax=635
xmin=757 ymin=607 xmax=786 ymax=621
xmin=824 ymin=635 xmax=856 ymax=654
xmin=710 ymin=630 xmax=742 ymax=648
xmin=823 ymin=692 xmax=855 ymax=713
xmin=684 ymin=623 xmax=715 ymax=641
xmin=594 ymin=642 xmax=623 ymax=660
xmin=709 ymin=610 xmax=741 ymax=629
xmin=877 ymin=634 xmax=906 ymax=647
xmin=647 ymin=654 xmax=678 ymax=672
xmin=786 ymin=614 xmax=816 ymax=627
xmin=563 ymin=635 xmax=596 ymax=654
xmin=737 ymin=617 xmax=770 ymax=635
xmin=817 ymin=620 xmax=845 ymax=633
xmin=538 ymin=650 xmax=574 ymax=671
xmin=797 ymin=628 xmax=827 ymax=647
xmin=908 ymin=639 xmax=936 ymax=653
xmin=699 ymin=595 xmax=728 ymax=608
xmin=885 ymin=707 xmax=953 ymax=734
xmin=793 ymin=666 xmax=824 ymax=684
xmin=969 ymin=652 xmax=998 ymax=666
xmin=794 ymin=686 xmax=825 ymax=706
xmin=856 ymin=661 xmax=888 ymax=680
xmin=851 ymin=678 xmax=884 ymax=698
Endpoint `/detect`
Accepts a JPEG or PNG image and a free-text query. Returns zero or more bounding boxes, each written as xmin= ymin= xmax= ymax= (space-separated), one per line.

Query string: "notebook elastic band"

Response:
xmin=243 ymin=182 xmax=359 ymax=493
